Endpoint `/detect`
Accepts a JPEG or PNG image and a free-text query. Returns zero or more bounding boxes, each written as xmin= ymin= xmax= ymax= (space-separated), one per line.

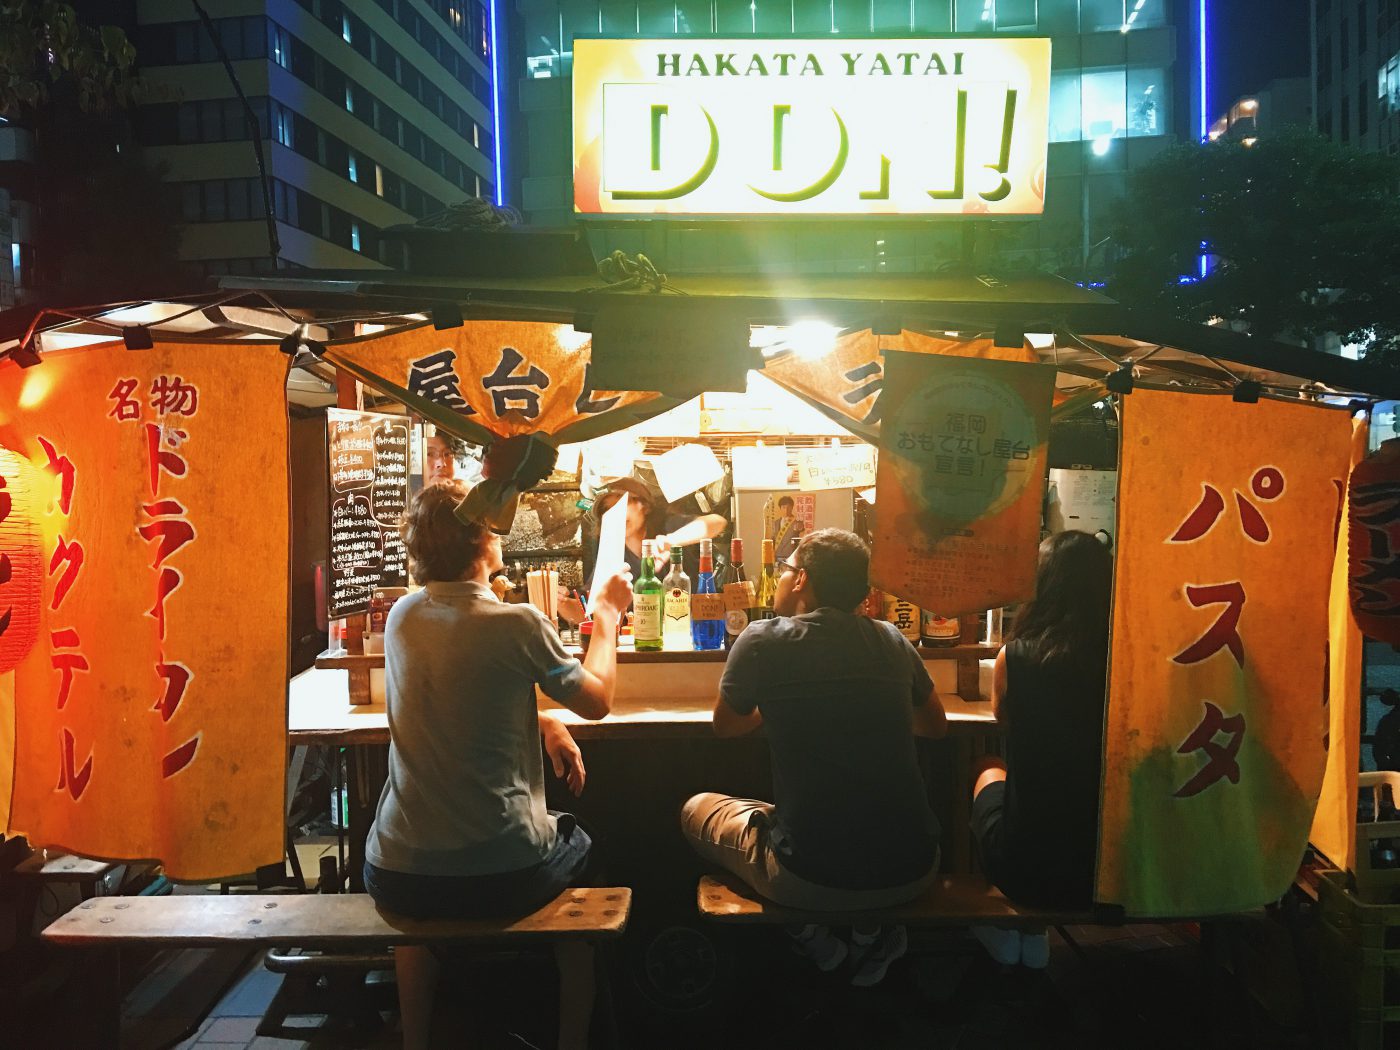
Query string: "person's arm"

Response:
xmin=991 ymin=646 xmax=1008 ymax=724
xmin=912 ymin=682 xmax=948 ymax=739
xmin=540 ymin=712 xmax=585 ymax=796
xmin=712 ymin=697 xmax=763 ymax=737
xmin=903 ymin=633 xmax=948 ymax=739
xmin=656 ymin=514 xmax=727 ymax=550
xmin=711 ymin=629 xmax=764 ymax=737
xmin=551 ymin=571 xmax=632 ymax=721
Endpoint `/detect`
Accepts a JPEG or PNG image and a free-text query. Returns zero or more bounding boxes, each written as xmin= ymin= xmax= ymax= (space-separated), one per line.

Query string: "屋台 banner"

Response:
xmin=573 ymin=36 xmax=1051 ymax=217
xmin=1099 ymin=390 xmax=1352 ymax=916
xmin=869 ymin=350 xmax=1054 ymax=614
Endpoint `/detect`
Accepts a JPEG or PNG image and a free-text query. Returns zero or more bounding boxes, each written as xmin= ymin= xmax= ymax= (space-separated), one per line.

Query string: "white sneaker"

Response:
xmin=1019 ymin=929 xmax=1050 ymax=969
xmin=850 ymin=925 xmax=908 ymax=987
xmin=972 ymin=925 xmax=1022 ymax=966
xmin=789 ymin=923 xmax=848 ymax=972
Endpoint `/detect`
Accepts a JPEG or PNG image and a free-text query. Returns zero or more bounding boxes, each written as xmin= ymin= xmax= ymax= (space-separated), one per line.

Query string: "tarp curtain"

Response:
xmin=1309 ymin=418 xmax=1368 ymax=873
xmin=1098 ymin=389 xmax=1353 ymax=917
xmin=0 ymin=342 xmax=290 ymax=880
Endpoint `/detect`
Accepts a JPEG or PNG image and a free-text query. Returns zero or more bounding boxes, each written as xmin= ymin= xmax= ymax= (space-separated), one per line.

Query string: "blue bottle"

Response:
xmin=691 ymin=539 xmax=724 ymax=651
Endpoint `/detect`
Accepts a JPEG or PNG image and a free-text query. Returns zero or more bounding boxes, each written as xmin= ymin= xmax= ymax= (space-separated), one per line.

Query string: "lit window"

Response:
xmin=375 ymin=163 xmax=384 ymax=197
xmin=345 ymin=85 xmax=353 ymax=113
xmin=1241 ymin=136 xmax=1258 ymax=147
xmin=351 ymin=222 xmax=362 ymax=252
xmin=342 ymin=15 xmax=352 ymax=43
xmin=348 ymin=154 xmax=358 ymax=182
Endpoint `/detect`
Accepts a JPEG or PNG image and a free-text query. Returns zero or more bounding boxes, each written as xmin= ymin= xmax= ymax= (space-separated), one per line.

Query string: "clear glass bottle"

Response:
xmin=691 ymin=538 xmax=724 ymax=651
xmin=633 ymin=539 xmax=664 ymax=652
xmin=662 ymin=547 xmax=692 ymax=651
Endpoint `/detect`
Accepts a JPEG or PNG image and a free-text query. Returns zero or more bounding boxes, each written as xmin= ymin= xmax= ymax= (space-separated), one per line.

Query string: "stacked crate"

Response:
xmin=1317 ymin=870 xmax=1400 ymax=1049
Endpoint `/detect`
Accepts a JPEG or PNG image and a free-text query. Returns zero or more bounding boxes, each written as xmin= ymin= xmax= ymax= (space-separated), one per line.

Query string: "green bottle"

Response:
xmin=633 ymin=539 xmax=664 ymax=651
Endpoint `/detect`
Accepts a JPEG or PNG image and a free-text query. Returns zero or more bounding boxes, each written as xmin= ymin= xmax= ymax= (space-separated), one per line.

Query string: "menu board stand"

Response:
xmin=336 ymin=373 xmax=365 ymax=655
xmin=326 ymin=405 xmax=410 ymax=652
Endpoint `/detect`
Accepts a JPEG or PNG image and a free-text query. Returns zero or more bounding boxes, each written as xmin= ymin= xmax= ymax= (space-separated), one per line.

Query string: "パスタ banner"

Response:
xmin=572 ymin=36 xmax=1051 ymax=217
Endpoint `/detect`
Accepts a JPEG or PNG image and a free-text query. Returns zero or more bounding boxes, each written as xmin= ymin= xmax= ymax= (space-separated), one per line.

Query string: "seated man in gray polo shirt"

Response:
xmin=681 ymin=528 xmax=948 ymax=987
xmin=364 ymin=479 xmax=633 ymax=1050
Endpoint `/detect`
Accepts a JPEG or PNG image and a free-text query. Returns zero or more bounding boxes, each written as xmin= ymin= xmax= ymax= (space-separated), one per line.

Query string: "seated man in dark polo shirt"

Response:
xmin=681 ymin=528 xmax=948 ymax=986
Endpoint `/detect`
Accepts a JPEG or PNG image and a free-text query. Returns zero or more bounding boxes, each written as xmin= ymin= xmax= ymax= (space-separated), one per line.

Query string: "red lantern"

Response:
xmin=1349 ymin=438 xmax=1400 ymax=644
xmin=0 ymin=446 xmax=41 ymax=672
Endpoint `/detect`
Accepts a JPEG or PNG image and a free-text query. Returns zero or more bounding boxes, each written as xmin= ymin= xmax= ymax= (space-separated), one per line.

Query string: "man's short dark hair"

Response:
xmin=777 ymin=495 xmax=795 ymax=511
xmin=794 ymin=528 xmax=869 ymax=611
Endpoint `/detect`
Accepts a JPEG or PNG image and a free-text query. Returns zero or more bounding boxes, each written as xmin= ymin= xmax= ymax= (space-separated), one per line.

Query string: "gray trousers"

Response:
xmin=681 ymin=792 xmax=939 ymax=912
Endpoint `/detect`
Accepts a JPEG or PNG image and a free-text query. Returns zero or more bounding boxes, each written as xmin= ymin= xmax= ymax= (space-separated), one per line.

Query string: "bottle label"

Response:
xmin=723 ymin=581 xmax=756 ymax=611
xmin=691 ymin=593 xmax=726 ymax=621
xmin=725 ymin=609 xmax=749 ymax=635
xmin=665 ymin=590 xmax=690 ymax=624
xmin=633 ymin=594 xmax=662 ymax=640
xmin=882 ymin=595 xmax=921 ymax=641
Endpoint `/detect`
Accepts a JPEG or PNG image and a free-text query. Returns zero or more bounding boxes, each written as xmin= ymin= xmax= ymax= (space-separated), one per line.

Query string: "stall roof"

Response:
xmin=3 ymin=270 xmax=1397 ymax=403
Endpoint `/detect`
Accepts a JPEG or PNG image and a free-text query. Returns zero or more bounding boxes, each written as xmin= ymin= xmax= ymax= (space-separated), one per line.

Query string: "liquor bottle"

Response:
xmin=632 ymin=540 xmax=664 ymax=652
xmin=755 ymin=538 xmax=778 ymax=621
xmin=662 ymin=548 xmax=692 ymax=651
xmin=691 ymin=538 xmax=724 ymax=651
xmin=719 ymin=538 xmax=754 ymax=648
xmin=882 ymin=593 xmax=922 ymax=642
xmin=921 ymin=610 xmax=961 ymax=647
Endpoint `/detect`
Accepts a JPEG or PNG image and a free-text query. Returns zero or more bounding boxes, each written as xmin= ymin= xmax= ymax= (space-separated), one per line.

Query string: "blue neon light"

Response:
xmin=487 ymin=0 xmax=504 ymax=206
xmin=1198 ymin=0 xmax=1209 ymax=140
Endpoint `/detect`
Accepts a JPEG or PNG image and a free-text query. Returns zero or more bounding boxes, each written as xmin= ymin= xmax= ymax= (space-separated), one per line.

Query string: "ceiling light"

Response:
xmin=786 ymin=321 xmax=840 ymax=360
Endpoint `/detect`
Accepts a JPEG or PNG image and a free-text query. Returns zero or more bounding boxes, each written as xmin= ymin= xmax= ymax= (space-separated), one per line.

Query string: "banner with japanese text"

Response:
xmin=1310 ymin=418 xmax=1368 ymax=873
xmin=331 ymin=321 xmax=665 ymax=443
xmin=1098 ymin=390 xmax=1353 ymax=916
xmin=761 ymin=330 xmax=1038 ymax=439
xmin=0 ymin=342 xmax=290 ymax=880
xmin=869 ymin=350 xmax=1054 ymax=614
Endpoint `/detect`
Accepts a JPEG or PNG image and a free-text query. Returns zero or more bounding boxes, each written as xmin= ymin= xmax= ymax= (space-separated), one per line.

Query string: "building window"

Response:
xmin=270 ymin=23 xmax=291 ymax=68
xmin=996 ymin=0 xmax=1036 ymax=30
xmin=1360 ymin=3 xmax=1369 ymax=52
xmin=1343 ymin=95 xmax=1352 ymax=140
xmin=1361 ymin=80 xmax=1370 ymax=134
xmin=351 ymin=222 xmax=362 ymax=252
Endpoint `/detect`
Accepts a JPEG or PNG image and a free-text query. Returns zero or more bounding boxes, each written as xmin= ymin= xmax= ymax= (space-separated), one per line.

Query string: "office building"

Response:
xmin=1209 ymin=77 xmax=1311 ymax=145
xmin=128 ymin=0 xmax=500 ymax=277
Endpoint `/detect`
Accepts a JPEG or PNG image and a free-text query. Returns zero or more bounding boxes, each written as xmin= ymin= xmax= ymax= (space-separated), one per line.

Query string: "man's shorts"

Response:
xmin=364 ymin=812 xmax=591 ymax=920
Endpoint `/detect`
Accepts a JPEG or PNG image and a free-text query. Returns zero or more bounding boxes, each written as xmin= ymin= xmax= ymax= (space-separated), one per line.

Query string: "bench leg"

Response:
xmin=74 ymin=946 xmax=121 ymax=1049
xmin=594 ymin=941 xmax=621 ymax=1050
xmin=556 ymin=940 xmax=595 ymax=1050
xmin=394 ymin=944 xmax=440 ymax=1050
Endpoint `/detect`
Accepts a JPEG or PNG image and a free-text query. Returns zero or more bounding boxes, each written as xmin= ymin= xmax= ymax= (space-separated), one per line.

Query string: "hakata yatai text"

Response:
xmin=573 ymin=38 xmax=1052 ymax=216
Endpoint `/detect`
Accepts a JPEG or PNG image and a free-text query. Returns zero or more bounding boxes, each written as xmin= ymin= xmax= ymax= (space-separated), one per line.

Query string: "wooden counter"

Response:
xmin=289 ymin=665 xmax=997 ymax=747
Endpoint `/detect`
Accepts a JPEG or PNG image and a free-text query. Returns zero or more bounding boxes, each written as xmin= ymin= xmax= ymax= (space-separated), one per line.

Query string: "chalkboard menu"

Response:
xmin=327 ymin=408 xmax=409 ymax=618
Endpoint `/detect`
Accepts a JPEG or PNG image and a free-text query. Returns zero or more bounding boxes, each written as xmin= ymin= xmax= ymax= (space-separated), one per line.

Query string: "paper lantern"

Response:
xmin=1350 ymin=438 xmax=1400 ymax=644
xmin=0 ymin=447 xmax=41 ymax=672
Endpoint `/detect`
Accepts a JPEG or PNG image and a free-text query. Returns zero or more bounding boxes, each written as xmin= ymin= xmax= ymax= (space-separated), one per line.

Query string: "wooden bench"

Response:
xmin=697 ymin=874 xmax=1093 ymax=929
xmin=41 ymin=887 xmax=631 ymax=1048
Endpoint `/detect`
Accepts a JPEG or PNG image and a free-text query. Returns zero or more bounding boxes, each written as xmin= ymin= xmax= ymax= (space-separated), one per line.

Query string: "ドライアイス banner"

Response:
xmin=572 ymin=36 xmax=1051 ymax=217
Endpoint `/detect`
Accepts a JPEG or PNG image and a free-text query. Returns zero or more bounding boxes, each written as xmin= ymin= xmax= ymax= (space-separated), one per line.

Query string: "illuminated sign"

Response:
xmin=572 ymin=37 xmax=1051 ymax=218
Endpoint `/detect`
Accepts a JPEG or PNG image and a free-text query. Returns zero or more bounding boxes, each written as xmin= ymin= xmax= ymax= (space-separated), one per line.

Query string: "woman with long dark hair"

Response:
xmin=970 ymin=529 xmax=1113 ymax=968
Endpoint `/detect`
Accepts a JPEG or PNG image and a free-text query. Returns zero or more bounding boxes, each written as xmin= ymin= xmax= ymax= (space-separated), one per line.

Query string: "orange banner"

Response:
xmin=869 ymin=350 xmax=1054 ymax=614
xmin=762 ymin=330 xmax=1038 ymax=435
xmin=0 ymin=342 xmax=290 ymax=880
xmin=1099 ymin=390 xmax=1353 ymax=916
xmin=333 ymin=321 xmax=661 ymax=440
xmin=1310 ymin=418 xmax=1368 ymax=873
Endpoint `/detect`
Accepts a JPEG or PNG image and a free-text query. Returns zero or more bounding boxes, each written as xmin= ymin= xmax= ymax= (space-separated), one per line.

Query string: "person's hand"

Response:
xmin=593 ymin=570 xmax=633 ymax=622
xmin=652 ymin=533 xmax=672 ymax=563
xmin=541 ymin=715 xmax=586 ymax=796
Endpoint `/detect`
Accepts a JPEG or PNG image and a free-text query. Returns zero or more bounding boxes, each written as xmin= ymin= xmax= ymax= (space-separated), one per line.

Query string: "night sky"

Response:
xmin=1213 ymin=0 xmax=1310 ymax=109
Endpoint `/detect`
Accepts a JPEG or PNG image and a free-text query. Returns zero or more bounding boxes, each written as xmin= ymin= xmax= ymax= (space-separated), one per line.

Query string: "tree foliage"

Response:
xmin=1109 ymin=129 xmax=1400 ymax=363
xmin=0 ymin=0 xmax=138 ymax=114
